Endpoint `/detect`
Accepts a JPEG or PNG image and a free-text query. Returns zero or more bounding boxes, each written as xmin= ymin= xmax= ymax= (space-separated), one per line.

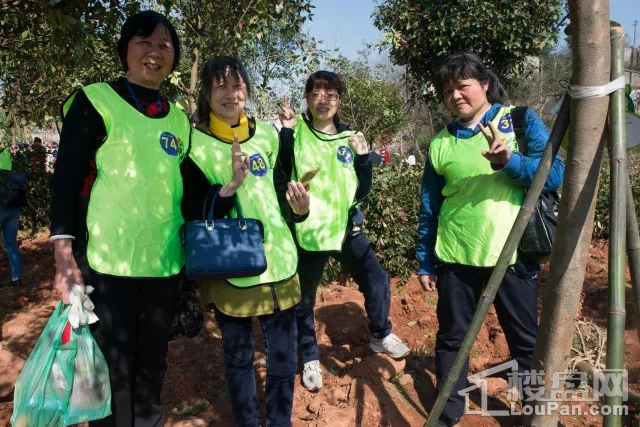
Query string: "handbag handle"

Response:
xmin=201 ymin=186 xmax=247 ymax=230
xmin=201 ymin=185 xmax=220 ymax=220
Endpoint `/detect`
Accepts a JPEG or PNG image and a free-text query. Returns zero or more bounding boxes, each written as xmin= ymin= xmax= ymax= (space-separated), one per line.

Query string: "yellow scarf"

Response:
xmin=209 ymin=111 xmax=250 ymax=143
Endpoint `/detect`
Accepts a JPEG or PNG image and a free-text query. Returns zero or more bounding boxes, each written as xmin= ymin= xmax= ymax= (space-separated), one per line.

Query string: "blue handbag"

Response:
xmin=184 ymin=187 xmax=268 ymax=281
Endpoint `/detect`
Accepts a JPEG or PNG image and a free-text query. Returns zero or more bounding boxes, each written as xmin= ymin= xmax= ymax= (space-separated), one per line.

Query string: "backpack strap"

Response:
xmin=511 ymin=106 xmax=528 ymax=156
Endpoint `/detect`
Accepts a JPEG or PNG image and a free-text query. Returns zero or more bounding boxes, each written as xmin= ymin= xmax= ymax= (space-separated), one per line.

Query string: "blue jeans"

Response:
xmin=0 ymin=207 xmax=21 ymax=278
xmin=296 ymin=229 xmax=392 ymax=363
xmin=214 ymin=306 xmax=297 ymax=427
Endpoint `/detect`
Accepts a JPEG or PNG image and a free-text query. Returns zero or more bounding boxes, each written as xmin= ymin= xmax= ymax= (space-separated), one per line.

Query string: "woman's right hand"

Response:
xmin=54 ymin=239 xmax=85 ymax=304
xmin=279 ymin=95 xmax=296 ymax=129
xmin=418 ymin=274 xmax=437 ymax=292
xmin=220 ymin=135 xmax=249 ymax=197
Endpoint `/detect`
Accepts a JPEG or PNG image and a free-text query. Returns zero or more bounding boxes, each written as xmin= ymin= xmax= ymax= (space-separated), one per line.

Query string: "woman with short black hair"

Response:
xmin=279 ymin=71 xmax=410 ymax=393
xmin=417 ymin=52 xmax=565 ymax=426
xmin=51 ymin=10 xmax=200 ymax=426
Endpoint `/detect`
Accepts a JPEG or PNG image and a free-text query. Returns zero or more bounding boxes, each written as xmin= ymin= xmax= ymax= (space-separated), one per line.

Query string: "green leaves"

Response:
xmin=2 ymin=0 xmax=315 ymax=123
xmin=373 ymin=0 xmax=564 ymax=103
xmin=327 ymin=52 xmax=408 ymax=146
xmin=1 ymin=1 xmax=128 ymax=124
xmin=168 ymin=71 xmax=182 ymax=87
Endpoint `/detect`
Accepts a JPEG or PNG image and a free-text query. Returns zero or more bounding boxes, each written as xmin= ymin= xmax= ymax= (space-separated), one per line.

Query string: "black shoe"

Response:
xmin=2 ymin=278 xmax=21 ymax=287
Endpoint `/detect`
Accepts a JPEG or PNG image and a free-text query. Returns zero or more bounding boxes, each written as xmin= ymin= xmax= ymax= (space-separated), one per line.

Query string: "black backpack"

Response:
xmin=511 ymin=107 xmax=560 ymax=264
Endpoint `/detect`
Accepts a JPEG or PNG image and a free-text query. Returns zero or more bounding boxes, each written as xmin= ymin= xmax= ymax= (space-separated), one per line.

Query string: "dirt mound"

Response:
xmin=162 ymin=278 xmax=518 ymax=427
xmin=1 ymin=234 xmax=639 ymax=426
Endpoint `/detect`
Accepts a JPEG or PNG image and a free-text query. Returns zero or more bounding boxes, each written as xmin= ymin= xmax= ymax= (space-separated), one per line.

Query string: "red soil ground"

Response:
xmin=0 ymin=235 xmax=638 ymax=426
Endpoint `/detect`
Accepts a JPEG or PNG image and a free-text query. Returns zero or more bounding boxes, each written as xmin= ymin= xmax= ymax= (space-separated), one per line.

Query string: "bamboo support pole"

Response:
xmin=603 ymin=26 xmax=627 ymax=427
xmin=626 ymin=178 xmax=640 ymax=344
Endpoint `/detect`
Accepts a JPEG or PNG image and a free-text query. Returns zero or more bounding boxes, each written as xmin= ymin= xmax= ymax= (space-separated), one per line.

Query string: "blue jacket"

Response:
xmin=416 ymin=103 xmax=565 ymax=275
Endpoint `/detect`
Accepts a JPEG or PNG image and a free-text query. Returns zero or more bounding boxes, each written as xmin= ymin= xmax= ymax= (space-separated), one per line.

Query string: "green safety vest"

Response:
xmin=0 ymin=149 xmax=11 ymax=171
xmin=429 ymin=106 xmax=525 ymax=267
xmin=189 ymin=120 xmax=298 ymax=287
xmin=292 ymin=115 xmax=359 ymax=251
xmin=67 ymin=82 xmax=190 ymax=277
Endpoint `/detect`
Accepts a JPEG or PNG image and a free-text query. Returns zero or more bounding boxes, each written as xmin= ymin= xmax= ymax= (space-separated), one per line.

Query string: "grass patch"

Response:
xmin=174 ymin=399 xmax=209 ymax=416
xmin=391 ymin=370 xmax=404 ymax=385
xmin=1 ymin=338 xmax=19 ymax=353
xmin=424 ymin=294 xmax=437 ymax=307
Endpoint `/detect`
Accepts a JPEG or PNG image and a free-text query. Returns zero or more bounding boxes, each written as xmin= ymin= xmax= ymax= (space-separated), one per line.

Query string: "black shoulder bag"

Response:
xmin=511 ymin=107 xmax=560 ymax=264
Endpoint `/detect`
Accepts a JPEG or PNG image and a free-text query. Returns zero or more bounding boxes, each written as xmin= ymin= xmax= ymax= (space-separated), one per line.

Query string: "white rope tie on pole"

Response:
xmin=567 ymin=75 xmax=626 ymax=99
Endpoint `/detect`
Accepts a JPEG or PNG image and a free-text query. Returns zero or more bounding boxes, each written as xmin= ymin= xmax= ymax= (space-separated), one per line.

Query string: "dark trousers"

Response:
xmin=435 ymin=261 xmax=539 ymax=425
xmin=214 ymin=306 xmax=298 ymax=427
xmin=296 ymin=229 xmax=392 ymax=363
xmin=89 ymin=270 xmax=181 ymax=427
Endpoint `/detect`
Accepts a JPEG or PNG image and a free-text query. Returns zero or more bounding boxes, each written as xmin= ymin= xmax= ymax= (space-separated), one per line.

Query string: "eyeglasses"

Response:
xmin=308 ymin=92 xmax=339 ymax=102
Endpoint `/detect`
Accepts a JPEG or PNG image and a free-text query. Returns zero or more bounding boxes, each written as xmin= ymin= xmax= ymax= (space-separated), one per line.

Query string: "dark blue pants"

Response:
xmin=214 ymin=306 xmax=297 ymax=427
xmin=296 ymin=229 xmax=392 ymax=363
xmin=435 ymin=260 xmax=539 ymax=425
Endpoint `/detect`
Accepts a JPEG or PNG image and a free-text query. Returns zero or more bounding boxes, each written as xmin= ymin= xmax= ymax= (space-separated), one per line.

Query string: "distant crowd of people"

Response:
xmin=9 ymin=137 xmax=59 ymax=173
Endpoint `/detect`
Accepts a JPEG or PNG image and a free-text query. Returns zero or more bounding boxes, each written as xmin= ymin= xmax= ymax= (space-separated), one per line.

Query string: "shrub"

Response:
xmin=11 ymin=146 xmax=51 ymax=236
xmin=593 ymin=150 xmax=640 ymax=240
xmin=321 ymin=165 xmax=423 ymax=284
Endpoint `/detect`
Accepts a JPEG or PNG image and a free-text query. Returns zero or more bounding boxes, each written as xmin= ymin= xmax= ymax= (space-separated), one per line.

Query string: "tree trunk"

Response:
xmin=413 ymin=130 xmax=425 ymax=164
xmin=524 ymin=1 xmax=611 ymax=425
xmin=189 ymin=42 xmax=200 ymax=116
xmin=11 ymin=119 xmax=17 ymax=146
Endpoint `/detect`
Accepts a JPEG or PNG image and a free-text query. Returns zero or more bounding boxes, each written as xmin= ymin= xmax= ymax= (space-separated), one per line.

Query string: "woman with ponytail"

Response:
xmin=279 ymin=71 xmax=410 ymax=393
xmin=416 ymin=52 xmax=565 ymax=426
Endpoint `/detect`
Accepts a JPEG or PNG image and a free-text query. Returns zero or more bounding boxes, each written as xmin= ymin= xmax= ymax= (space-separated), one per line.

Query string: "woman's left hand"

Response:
xmin=286 ymin=181 xmax=310 ymax=216
xmin=348 ymin=132 xmax=369 ymax=155
xmin=479 ymin=121 xmax=511 ymax=166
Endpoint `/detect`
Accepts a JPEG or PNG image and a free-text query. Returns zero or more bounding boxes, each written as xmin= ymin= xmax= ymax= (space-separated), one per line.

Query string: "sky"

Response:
xmin=303 ymin=0 xmax=384 ymax=60
xmin=304 ymin=0 xmax=640 ymax=60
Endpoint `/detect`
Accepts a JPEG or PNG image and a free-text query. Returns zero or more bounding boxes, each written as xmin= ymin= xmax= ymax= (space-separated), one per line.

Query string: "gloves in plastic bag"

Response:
xmin=11 ymin=285 xmax=111 ymax=427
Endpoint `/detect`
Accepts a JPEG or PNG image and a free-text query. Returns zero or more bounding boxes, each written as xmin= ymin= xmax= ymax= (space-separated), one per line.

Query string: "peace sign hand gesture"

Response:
xmin=220 ymin=135 xmax=249 ymax=197
xmin=279 ymin=95 xmax=297 ymax=129
xmin=231 ymin=135 xmax=249 ymax=185
xmin=479 ymin=121 xmax=511 ymax=167
xmin=348 ymin=132 xmax=369 ymax=155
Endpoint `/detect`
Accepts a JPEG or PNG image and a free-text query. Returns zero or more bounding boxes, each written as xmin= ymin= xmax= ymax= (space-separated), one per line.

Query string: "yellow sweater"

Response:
xmin=196 ymin=115 xmax=300 ymax=317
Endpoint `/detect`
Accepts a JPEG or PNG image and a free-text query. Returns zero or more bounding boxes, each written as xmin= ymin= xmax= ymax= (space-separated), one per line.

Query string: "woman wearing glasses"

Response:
xmin=279 ymin=71 xmax=410 ymax=392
